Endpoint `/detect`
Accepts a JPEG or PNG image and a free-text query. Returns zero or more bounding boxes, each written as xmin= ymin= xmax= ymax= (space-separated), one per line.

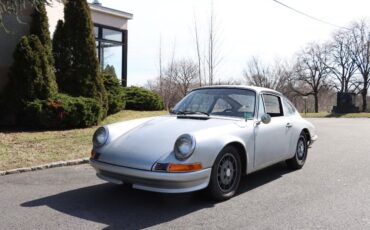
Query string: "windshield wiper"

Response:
xmin=176 ymin=110 xmax=209 ymax=116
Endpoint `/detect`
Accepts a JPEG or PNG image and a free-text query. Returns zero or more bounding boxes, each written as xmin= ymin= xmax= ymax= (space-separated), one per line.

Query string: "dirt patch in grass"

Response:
xmin=0 ymin=110 xmax=167 ymax=171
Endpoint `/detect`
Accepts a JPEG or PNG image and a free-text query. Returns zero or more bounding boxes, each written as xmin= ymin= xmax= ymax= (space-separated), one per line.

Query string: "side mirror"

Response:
xmin=261 ymin=113 xmax=271 ymax=124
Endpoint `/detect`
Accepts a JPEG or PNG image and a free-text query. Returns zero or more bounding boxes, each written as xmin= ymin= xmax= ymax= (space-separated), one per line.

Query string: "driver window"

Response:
xmin=262 ymin=94 xmax=283 ymax=117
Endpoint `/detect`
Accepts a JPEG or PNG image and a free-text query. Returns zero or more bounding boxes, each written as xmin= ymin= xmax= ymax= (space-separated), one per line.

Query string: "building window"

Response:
xmin=94 ymin=24 xmax=128 ymax=86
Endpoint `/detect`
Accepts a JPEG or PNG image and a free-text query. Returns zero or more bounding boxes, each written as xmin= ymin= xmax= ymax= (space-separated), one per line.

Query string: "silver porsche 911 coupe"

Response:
xmin=90 ymin=86 xmax=317 ymax=201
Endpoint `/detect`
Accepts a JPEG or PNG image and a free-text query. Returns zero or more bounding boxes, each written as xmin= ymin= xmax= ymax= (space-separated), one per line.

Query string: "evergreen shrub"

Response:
xmin=124 ymin=87 xmax=164 ymax=111
xmin=23 ymin=94 xmax=103 ymax=129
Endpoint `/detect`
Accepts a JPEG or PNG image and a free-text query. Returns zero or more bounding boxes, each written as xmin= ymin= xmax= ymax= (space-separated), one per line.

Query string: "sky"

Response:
xmin=92 ymin=0 xmax=370 ymax=86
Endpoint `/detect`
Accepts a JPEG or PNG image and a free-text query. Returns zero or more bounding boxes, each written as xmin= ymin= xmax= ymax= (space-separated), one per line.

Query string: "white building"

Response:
xmin=0 ymin=0 xmax=133 ymax=92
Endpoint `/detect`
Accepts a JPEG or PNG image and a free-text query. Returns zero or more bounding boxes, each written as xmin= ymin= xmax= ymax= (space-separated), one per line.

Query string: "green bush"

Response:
xmin=22 ymin=94 xmax=103 ymax=129
xmin=7 ymin=35 xmax=57 ymax=106
xmin=53 ymin=0 xmax=108 ymax=117
xmin=30 ymin=2 xmax=54 ymax=66
xmin=102 ymin=70 xmax=126 ymax=115
xmin=124 ymin=86 xmax=164 ymax=111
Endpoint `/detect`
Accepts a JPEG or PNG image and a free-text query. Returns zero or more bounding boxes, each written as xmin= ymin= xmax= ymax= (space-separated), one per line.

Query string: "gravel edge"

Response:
xmin=0 ymin=158 xmax=90 ymax=176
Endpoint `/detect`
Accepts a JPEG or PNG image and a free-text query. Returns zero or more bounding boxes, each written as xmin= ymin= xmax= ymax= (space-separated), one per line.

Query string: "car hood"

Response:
xmin=98 ymin=115 xmax=245 ymax=170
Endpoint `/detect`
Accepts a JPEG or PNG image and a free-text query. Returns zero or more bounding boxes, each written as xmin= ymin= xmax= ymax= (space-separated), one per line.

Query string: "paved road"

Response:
xmin=1 ymin=118 xmax=370 ymax=230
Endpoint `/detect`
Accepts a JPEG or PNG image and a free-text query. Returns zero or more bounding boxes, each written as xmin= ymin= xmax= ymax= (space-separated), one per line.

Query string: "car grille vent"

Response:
xmin=154 ymin=163 xmax=168 ymax=172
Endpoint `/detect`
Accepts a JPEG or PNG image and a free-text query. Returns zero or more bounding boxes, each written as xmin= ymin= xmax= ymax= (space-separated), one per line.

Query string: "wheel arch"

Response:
xmin=302 ymin=128 xmax=311 ymax=143
xmin=224 ymin=142 xmax=248 ymax=175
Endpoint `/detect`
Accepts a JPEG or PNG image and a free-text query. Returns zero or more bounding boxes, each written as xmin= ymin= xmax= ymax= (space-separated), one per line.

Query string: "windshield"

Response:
xmin=172 ymin=88 xmax=256 ymax=119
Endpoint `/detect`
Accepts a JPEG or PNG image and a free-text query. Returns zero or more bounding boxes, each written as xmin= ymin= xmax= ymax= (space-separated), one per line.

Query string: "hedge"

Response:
xmin=124 ymin=86 xmax=164 ymax=111
xmin=22 ymin=94 xmax=103 ymax=129
xmin=102 ymin=71 xmax=126 ymax=115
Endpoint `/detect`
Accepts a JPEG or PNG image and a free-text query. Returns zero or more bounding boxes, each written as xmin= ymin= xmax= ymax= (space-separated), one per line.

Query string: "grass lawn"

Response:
xmin=301 ymin=112 xmax=370 ymax=118
xmin=0 ymin=110 xmax=167 ymax=171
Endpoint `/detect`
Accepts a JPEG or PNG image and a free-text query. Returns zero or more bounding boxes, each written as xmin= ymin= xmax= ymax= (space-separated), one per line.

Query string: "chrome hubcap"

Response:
xmin=217 ymin=153 xmax=237 ymax=192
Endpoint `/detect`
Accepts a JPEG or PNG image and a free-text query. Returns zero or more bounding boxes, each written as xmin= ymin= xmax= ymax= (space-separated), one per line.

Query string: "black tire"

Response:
xmin=286 ymin=131 xmax=308 ymax=170
xmin=207 ymin=146 xmax=242 ymax=201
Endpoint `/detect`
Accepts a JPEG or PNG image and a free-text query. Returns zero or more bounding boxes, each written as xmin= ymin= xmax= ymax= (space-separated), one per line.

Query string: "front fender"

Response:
xmin=154 ymin=121 xmax=255 ymax=173
xmin=94 ymin=117 xmax=157 ymax=152
xmin=180 ymin=124 xmax=254 ymax=172
xmin=193 ymin=135 xmax=250 ymax=170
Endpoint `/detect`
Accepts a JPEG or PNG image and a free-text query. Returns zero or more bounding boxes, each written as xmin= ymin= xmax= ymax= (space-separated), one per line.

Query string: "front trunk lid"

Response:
xmin=97 ymin=115 xmax=238 ymax=170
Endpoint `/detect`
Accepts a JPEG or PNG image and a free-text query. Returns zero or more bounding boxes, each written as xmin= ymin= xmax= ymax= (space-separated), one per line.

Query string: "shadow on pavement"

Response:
xmin=21 ymin=162 xmax=291 ymax=229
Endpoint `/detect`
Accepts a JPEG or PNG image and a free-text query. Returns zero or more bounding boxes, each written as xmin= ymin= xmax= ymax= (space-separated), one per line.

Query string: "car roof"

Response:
xmin=192 ymin=85 xmax=282 ymax=95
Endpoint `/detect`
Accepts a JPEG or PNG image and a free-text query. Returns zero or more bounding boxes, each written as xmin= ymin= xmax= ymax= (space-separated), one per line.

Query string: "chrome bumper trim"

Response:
xmin=90 ymin=159 xmax=211 ymax=193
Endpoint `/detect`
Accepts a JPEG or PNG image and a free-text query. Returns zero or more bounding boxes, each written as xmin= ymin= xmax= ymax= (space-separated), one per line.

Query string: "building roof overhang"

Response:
xmin=89 ymin=3 xmax=133 ymax=20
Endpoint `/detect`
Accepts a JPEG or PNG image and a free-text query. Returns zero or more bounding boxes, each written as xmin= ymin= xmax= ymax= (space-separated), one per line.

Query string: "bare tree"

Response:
xmin=162 ymin=41 xmax=177 ymax=109
xmin=243 ymin=57 xmax=271 ymax=87
xmin=326 ymin=30 xmax=357 ymax=93
xmin=193 ymin=13 xmax=203 ymax=86
xmin=0 ymin=0 xmax=62 ymax=31
xmin=205 ymin=0 xmax=222 ymax=85
xmin=349 ymin=19 xmax=370 ymax=111
xmin=158 ymin=34 xmax=163 ymax=96
xmin=147 ymin=59 xmax=199 ymax=109
xmin=243 ymin=56 xmax=291 ymax=93
xmin=291 ymin=43 xmax=331 ymax=113
xmin=213 ymin=77 xmax=242 ymax=85
xmin=173 ymin=59 xmax=199 ymax=96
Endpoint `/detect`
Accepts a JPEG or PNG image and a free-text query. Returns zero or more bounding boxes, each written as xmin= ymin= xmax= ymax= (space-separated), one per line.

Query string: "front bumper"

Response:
xmin=90 ymin=159 xmax=211 ymax=193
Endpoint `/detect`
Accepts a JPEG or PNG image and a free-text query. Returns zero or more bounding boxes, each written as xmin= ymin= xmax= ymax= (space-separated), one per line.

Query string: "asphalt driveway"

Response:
xmin=1 ymin=118 xmax=370 ymax=229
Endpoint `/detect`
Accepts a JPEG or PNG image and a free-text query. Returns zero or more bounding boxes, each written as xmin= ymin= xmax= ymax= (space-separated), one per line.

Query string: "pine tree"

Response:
xmin=103 ymin=65 xmax=118 ymax=78
xmin=102 ymin=65 xmax=125 ymax=114
xmin=56 ymin=0 xmax=107 ymax=115
xmin=8 ymin=35 xmax=58 ymax=105
xmin=53 ymin=20 xmax=69 ymax=86
xmin=29 ymin=3 xmax=54 ymax=65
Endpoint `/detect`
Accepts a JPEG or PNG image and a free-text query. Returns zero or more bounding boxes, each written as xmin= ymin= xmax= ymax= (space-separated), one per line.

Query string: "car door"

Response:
xmin=254 ymin=93 xmax=291 ymax=169
xmin=282 ymin=97 xmax=300 ymax=157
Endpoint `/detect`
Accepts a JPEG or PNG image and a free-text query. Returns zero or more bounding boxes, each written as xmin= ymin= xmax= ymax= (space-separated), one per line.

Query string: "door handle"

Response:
xmin=286 ymin=123 xmax=293 ymax=128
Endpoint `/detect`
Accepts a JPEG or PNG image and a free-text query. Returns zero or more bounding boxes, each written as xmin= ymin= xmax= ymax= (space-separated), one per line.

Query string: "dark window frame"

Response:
xmin=94 ymin=23 xmax=128 ymax=86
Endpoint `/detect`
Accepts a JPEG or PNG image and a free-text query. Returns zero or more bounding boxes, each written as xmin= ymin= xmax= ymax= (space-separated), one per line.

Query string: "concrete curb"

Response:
xmin=0 ymin=158 xmax=90 ymax=176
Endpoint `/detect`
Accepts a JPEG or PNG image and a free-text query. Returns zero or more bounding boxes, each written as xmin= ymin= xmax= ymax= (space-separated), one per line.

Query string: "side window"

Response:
xmin=262 ymin=94 xmax=283 ymax=117
xmin=283 ymin=98 xmax=296 ymax=116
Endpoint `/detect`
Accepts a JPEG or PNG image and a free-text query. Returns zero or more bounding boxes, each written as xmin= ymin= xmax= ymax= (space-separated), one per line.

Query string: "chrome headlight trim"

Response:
xmin=174 ymin=134 xmax=196 ymax=160
xmin=93 ymin=126 xmax=109 ymax=148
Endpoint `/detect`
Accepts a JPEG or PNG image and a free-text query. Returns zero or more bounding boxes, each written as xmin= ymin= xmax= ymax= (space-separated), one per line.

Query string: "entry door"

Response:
xmin=254 ymin=94 xmax=290 ymax=168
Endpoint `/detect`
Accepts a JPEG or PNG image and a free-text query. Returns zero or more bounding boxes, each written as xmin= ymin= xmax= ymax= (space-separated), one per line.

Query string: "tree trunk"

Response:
xmin=314 ymin=93 xmax=319 ymax=113
xmin=362 ymin=86 xmax=368 ymax=112
xmin=344 ymin=79 xmax=349 ymax=93
xmin=361 ymin=75 xmax=368 ymax=112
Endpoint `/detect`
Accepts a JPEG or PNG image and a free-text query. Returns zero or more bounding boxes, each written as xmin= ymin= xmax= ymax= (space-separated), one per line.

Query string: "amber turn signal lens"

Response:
xmin=167 ymin=163 xmax=203 ymax=172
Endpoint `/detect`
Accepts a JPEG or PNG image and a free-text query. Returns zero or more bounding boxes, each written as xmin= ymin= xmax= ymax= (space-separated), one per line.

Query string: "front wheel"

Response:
xmin=286 ymin=132 xmax=308 ymax=170
xmin=207 ymin=146 xmax=242 ymax=201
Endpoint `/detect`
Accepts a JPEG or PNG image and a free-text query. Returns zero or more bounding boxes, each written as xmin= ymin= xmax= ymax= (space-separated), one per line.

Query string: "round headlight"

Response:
xmin=174 ymin=134 xmax=196 ymax=160
xmin=93 ymin=127 xmax=109 ymax=148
